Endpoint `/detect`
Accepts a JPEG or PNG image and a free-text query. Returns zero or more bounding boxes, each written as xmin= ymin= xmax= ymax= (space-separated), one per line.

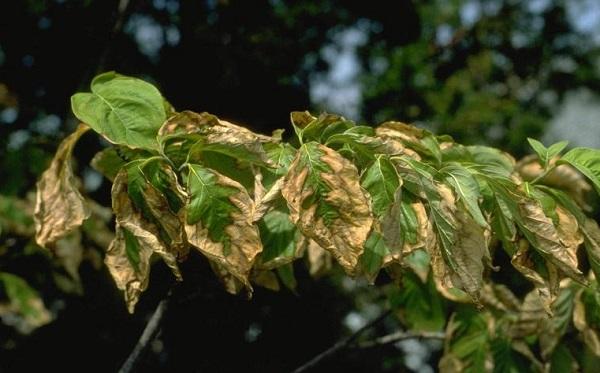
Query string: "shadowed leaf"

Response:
xmin=34 ymin=124 xmax=90 ymax=248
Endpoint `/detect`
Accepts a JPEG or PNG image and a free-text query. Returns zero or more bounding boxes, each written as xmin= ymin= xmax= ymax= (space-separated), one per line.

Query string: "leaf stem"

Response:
xmin=530 ymin=164 xmax=556 ymax=185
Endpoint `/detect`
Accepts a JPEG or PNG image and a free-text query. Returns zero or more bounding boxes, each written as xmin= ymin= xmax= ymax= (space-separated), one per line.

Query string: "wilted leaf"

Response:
xmin=449 ymin=206 xmax=490 ymax=303
xmin=71 ymin=72 xmax=166 ymax=150
xmin=517 ymin=197 xmax=585 ymax=284
xmin=160 ymin=111 xmax=275 ymax=167
xmin=108 ymin=168 xmax=182 ymax=312
xmin=511 ymin=239 xmax=557 ymax=315
xmin=251 ymin=270 xmax=280 ymax=292
xmin=281 ymin=142 xmax=373 ymax=275
xmin=303 ymin=237 xmax=332 ymax=278
xmin=0 ymin=272 xmax=52 ymax=334
xmin=34 ymin=124 xmax=90 ymax=248
xmin=184 ymin=164 xmax=263 ymax=292
xmin=581 ymin=219 xmax=600 ymax=280
xmin=125 ymin=159 xmax=188 ymax=259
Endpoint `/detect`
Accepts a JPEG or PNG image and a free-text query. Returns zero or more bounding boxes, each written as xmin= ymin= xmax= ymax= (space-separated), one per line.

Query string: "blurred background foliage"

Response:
xmin=1 ymin=0 xmax=600 ymax=371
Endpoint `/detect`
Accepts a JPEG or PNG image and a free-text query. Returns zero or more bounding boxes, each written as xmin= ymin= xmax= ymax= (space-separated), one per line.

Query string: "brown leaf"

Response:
xmin=108 ymin=169 xmax=182 ymax=312
xmin=511 ymin=239 xmax=558 ymax=315
xmin=449 ymin=206 xmax=490 ymax=303
xmin=251 ymin=168 xmax=284 ymax=222
xmin=34 ymin=124 xmax=90 ymax=248
xmin=573 ymin=289 xmax=600 ymax=357
xmin=303 ymin=236 xmax=332 ymax=278
xmin=518 ymin=198 xmax=586 ymax=284
xmin=281 ymin=143 xmax=374 ymax=275
xmin=251 ymin=270 xmax=280 ymax=292
xmin=209 ymin=261 xmax=246 ymax=295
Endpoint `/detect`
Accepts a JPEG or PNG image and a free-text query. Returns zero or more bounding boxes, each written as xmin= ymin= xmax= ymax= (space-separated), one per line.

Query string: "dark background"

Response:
xmin=1 ymin=0 xmax=600 ymax=372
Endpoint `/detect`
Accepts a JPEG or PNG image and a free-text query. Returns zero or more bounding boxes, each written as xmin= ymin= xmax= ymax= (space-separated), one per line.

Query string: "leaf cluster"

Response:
xmin=33 ymin=72 xmax=600 ymax=371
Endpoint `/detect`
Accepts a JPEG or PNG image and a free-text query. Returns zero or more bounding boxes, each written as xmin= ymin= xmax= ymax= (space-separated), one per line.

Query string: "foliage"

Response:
xmin=27 ymin=72 xmax=600 ymax=371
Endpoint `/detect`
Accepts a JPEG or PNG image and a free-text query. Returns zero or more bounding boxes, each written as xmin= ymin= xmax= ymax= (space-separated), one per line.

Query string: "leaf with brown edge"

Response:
xmin=105 ymin=225 xmax=153 ymax=313
xmin=108 ymin=168 xmax=182 ymax=312
xmin=580 ymin=219 xmax=600 ymax=281
xmin=184 ymin=164 xmax=263 ymax=293
xmin=281 ymin=142 xmax=374 ymax=276
xmin=517 ymin=197 xmax=586 ymax=285
xmin=449 ymin=205 xmax=490 ymax=304
xmin=159 ymin=111 xmax=276 ymax=167
xmin=34 ymin=124 xmax=90 ymax=248
xmin=124 ymin=159 xmax=188 ymax=260
xmin=511 ymin=239 xmax=558 ymax=315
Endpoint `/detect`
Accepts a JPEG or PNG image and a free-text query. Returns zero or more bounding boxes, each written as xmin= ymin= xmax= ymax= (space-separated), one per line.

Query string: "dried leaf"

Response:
xmin=573 ymin=289 xmax=600 ymax=357
xmin=107 ymin=169 xmax=182 ymax=312
xmin=281 ymin=142 xmax=373 ymax=275
xmin=511 ymin=239 xmax=556 ymax=315
xmin=303 ymin=237 xmax=332 ymax=278
xmin=580 ymin=219 xmax=600 ymax=281
xmin=159 ymin=111 xmax=275 ymax=167
xmin=449 ymin=206 xmax=490 ymax=303
xmin=34 ymin=124 xmax=90 ymax=248
xmin=251 ymin=270 xmax=280 ymax=292
xmin=517 ymin=197 xmax=586 ymax=284
xmin=184 ymin=164 xmax=263 ymax=292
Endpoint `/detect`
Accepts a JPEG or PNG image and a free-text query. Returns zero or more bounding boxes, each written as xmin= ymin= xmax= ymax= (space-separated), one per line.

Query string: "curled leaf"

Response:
xmin=517 ymin=197 xmax=585 ymax=284
xmin=281 ymin=142 xmax=374 ymax=275
xmin=34 ymin=124 xmax=90 ymax=248
xmin=108 ymin=168 xmax=182 ymax=312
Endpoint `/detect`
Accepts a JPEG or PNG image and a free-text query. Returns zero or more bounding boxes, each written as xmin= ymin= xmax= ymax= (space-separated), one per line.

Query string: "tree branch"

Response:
xmin=290 ymin=309 xmax=392 ymax=373
xmin=118 ymin=294 xmax=170 ymax=373
xmin=356 ymin=330 xmax=445 ymax=349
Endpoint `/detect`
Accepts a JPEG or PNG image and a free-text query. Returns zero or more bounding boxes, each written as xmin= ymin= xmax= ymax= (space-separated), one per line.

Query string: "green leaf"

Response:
xmin=90 ymin=148 xmax=127 ymax=182
xmin=0 ymin=272 xmax=51 ymax=332
xmin=361 ymin=155 xmax=401 ymax=217
xmin=292 ymin=113 xmax=355 ymax=144
xmin=447 ymin=308 xmax=491 ymax=373
xmin=560 ymin=147 xmax=600 ymax=194
xmin=359 ymin=230 xmax=388 ymax=283
xmin=441 ymin=163 xmax=488 ymax=227
xmin=185 ymin=164 xmax=239 ymax=248
xmin=388 ymin=272 xmax=446 ymax=331
xmin=71 ymin=72 xmax=166 ymax=150
xmin=258 ymin=209 xmax=299 ymax=269
xmin=527 ymin=138 xmax=568 ymax=168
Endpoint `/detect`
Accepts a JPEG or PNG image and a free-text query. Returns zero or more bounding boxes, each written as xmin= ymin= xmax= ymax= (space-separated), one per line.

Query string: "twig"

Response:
xmin=118 ymin=294 xmax=171 ymax=373
xmin=290 ymin=309 xmax=392 ymax=373
xmin=356 ymin=330 xmax=445 ymax=349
